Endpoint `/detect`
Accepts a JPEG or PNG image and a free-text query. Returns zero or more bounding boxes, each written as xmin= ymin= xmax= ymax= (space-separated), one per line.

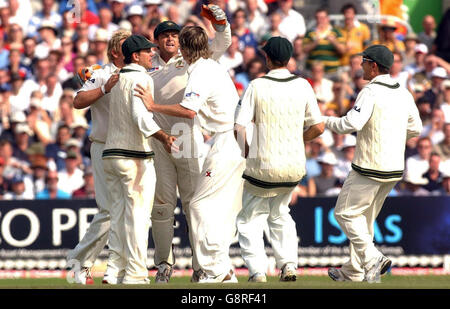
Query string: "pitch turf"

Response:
xmin=0 ymin=275 xmax=449 ymax=289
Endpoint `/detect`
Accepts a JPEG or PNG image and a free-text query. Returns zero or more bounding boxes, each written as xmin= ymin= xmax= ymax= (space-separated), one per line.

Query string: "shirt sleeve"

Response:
xmin=210 ymin=23 xmax=232 ymax=61
xmin=303 ymin=81 xmax=323 ymax=127
xmin=179 ymin=70 xmax=207 ymax=113
xmin=235 ymin=83 xmax=255 ymax=127
xmin=324 ymin=87 xmax=375 ymax=134
xmin=406 ymin=93 xmax=423 ymax=140
xmin=130 ymin=76 xmax=161 ymax=138
xmin=77 ymin=68 xmax=105 ymax=93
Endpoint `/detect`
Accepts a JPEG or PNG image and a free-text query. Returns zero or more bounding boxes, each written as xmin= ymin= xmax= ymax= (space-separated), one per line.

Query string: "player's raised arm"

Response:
xmin=201 ymin=4 xmax=232 ymax=61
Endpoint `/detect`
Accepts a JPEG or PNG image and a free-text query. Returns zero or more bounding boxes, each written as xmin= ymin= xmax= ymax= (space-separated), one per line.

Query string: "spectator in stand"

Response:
xmin=35 ymin=20 xmax=61 ymax=60
xmin=110 ymin=0 xmax=127 ymax=25
xmin=403 ymin=32 xmax=420 ymax=67
xmin=0 ymin=110 xmax=25 ymax=143
xmin=231 ymin=8 xmax=258 ymax=53
xmin=29 ymin=153 xmax=48 ymax=195
xmin=91 ymin=28 xmax=109 ymax=66
xmin=371 ymin=18 xmax=405 ymax=54
xmin=0 ymin=138 xmax=31 ymax=181
xmin=77 ymin=0 xmax=100 ymax=27
xmin=219 ymin=33 xmax=243 ymax=73
xmin=127 ymin=4 xmax=145 ymax=35
xmin=398 ymin=170 xmax=430 ymax=196
xmin=143 ymin=0 xmax=163 ymax=28
xmin=326 ymin=78 xmax=351 ymax=116
xmin=418 ymin=15 xmax=437 ymax=52
xmin=405 ymin=43 xmax=428 ymax=76
xmin=439 ymin=80 xmax=450 ymax=121
xmin=72 ymin=166 xmax=95 ymax=199
xmin=35 ymin=169 xmax=71 ymax=199
xmin=45 ymin=123 xmax=71 ymax=171
xmin=22 ymin=37 xmax=37 ymax=73
xmin=3 ymin=173 xmax=33 ymax=200
xmin=422 ymin=152 xmax=444 ymax=193
xmin=0 ymin=28 xmax=9 ymax=69
xmin=12 ymin=123 xmax=33 ymax=163
xmin=422 ymin=108 xmax=445 ymax=145
xmin=406 ymin=137 xmax=433 ymax=179
xmin=27 ymin=0 xmax=63 ymax=38
xmin=41 ymin=73 xmax=63 ymax=116
xmin=27 ymin=96 xmax=52 ymax=145
xmin=48 ymin=49 xmax=70 ymax=83
xmin=21 ymin=57 xmax=52 ymax=109
xmin=334 ymin=134 xmax=356 ymax=182
xmin=307 ymin=151 xmax=339 ymax=197
xmin=434 ymin=122 xmax=450 ymax=161
xmin=276 ymin=0 xmax=306 ymax=43
xmin=57 ymin=150 xmax=84 ymax=195
xmin=74 ymin=22 xmax=90 ymax=56
xmin=8 ymin=72 xmax=29 ymax=114
xmin=7 ymin=0 xmax=31 ymax=34
xmin=390 ymin=51 xmax=410 ymax=89
xmin=436 ymin=170 xmax=450 ymax=195
xmin=88 ymin=4 xmax=118 ymax=41
xmin=62 ymin=55 xmax=85 ymax=90
xmin=5 ymin=23 xmax=24 ymax=52
xmin=305 ymin=138 xmax=324 ymax=181
xmin=261 ymin=11 xmax=282 ymax=41
xmin=0 ymin=156 xmax=8 ymax=198
xmin=303 ymin=8 xmax=345 ymax=74
xmin=309 ymin=61 xmax=333 ymax=104
xmin=244 ymin=0 xmax=268 ymax=41
xmin=422 ymin=67 xmax=448 ymax=109
xmin=338 ymin=3 xmax=371 ymax=67
xmin=292 ymin=35 xmax=306 ymax=73
xmin=235 ymin=57 xmax=266 ymax=91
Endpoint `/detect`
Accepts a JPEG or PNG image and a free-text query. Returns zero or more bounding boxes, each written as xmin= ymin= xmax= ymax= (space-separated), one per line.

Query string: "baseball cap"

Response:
xmin=122 ymin=34 xmax=157 ymax=60
xmin=11 ymin=174 xmax=24 ymax=184
xmin=31 ymin=155 xmax=48 ymax=170
xmin=337 ymin=134 xmax=356 ymax=151
xmin=94 ymin=28 xmax=109 ymax=42
xmin=431 ymin=67 xmax=448 ymax=79
xmin=26 ymin=143 xmax=45 ymax=156
xmin=405 ymin=32 xmax=419 ymax=42
xmin=317 ymin=152 xmax=338 ymax=166
xmin=14 ymin=123 xmax=34 ymax=136
xmin=70 ymin=117 xmax=89 ymax=130
xmin=38 ymin=20 xmax=58 ymax=35
xmin=261 ymin=36 xmax=293 ymax=64
xmin=66 ymin=138 xmax=82 ymax=148
xmin=414 ymin=43 xmax=428 ymax=54
xmin=357 ymin=45 xmax=394 ymax=70
xmin=144 ymin=0 xmax=162 ymax=5
xmin=154 ymin=21 xmax=181 ymax=39
xmin=380 ymin=18 xmax=397 ymax=30
xmin=127 ymin=4 xmax=144 ymax=17
xmin=66 ymin=151 xmax=78 ymax=160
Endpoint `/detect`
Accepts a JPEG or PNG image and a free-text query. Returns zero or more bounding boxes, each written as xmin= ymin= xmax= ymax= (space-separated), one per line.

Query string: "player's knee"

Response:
xmin=151 ymin=204 xmax=175 ymax=222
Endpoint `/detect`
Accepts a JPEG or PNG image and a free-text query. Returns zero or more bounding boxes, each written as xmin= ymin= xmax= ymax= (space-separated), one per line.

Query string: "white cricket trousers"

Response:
xmin=237 ymin=188 xmax=298 ymax=276
xmin=103 ymin=157 xmax=156 ymax=283
xmin=189 ymin=130 xmax=245 ymax=278
xmin=334 ymin=170 xmax=396 ymax=281
xmin=150 ymin=129 xmax=204 ymax=269
xmin=67 ymin=142 xmax=110 ymax=268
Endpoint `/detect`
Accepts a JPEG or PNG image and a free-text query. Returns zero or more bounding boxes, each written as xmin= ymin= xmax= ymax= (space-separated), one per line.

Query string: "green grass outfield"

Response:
xmin=0 ymin=275 xmax=449 ymax=289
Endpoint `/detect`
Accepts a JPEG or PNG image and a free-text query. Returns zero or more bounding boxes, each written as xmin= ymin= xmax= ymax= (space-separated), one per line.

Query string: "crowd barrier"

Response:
xmin=0 ymin=196 xmax=448 ymax=270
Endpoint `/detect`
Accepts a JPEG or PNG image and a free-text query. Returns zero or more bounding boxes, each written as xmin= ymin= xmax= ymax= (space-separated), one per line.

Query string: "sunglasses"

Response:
xmin=362 ymin=57 xmax=374 ymax=64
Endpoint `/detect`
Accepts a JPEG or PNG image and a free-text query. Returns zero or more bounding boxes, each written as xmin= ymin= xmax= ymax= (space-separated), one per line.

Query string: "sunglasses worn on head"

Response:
xmin=362 ymin=57 xmax=374 ymax=64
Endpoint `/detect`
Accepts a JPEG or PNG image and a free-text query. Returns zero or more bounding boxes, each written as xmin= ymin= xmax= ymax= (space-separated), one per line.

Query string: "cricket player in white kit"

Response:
xmin=136 ymin=26 xmax=245 ymax=283
xmin=234 ymin=37 xmax=324 ymax=283
xmin=102 ymin=35 xmax=176 ymax=284
xmin=139 ymin=6 xmax=231 ymax=283
xmin=67 ymin=30 xmax=131 ymax=285
xmin=324 ymin=45 xmax=422 ymax=283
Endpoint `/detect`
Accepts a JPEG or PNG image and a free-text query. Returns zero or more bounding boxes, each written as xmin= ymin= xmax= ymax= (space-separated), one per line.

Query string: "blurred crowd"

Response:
xmin=0 ymin=0 xmax=449 ymax=201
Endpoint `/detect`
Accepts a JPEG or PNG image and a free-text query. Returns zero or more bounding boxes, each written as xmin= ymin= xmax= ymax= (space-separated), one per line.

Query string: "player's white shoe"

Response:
xmin=155 ymin=262 xmax=173 ymax=284
xmin=102 ymin=274 xmax=124 ymax=284
xmin=191 ymin=269 xmax=207 ymax=283
xmin=248 ymin=273 xmax=267 ymax=283
xmin=364 ymin=256 xmax=392 ymax=283
xmin=328 ymin=267 xmax=350 ymax=282
xmin=74 ymin=267 xmax=94 ymax=285
xmin=279 ymin=263 xmax=297 ymax=282
xmin=197 ymin=269 xmax=238 ymax=283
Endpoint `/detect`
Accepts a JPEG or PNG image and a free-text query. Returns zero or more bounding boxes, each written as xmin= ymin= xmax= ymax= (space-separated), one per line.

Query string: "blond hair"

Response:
xmin=107 ymin=29 xmax=131 ymax=63
xmin=179 ymin=26 xmax=212 ymax=64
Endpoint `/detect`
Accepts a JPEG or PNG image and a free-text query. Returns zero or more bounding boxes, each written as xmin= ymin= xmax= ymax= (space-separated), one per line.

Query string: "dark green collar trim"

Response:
xmin=352 ymin=163 xmax=403 ymax=179
xmin=371 ymin=81 xmax=400 ymax=89
xmin=260 ymin=75 xmax=300 ymax=82
xmin=243 ymin=174 xmax=300 ymax=189
xmin=102 ymin=148 xmax=155 ymax=159
xmin=120 ymin=68 xmax=141 ymax=74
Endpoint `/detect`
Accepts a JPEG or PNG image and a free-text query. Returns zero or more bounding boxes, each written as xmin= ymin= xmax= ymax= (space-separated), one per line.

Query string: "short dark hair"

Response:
xmin=315 ymin=7 xmax=329 ymax=15
xmin=341 ymin=3 xmax=357 ymax=14
xmin=377 ymin=64 xmax=390 ymax=74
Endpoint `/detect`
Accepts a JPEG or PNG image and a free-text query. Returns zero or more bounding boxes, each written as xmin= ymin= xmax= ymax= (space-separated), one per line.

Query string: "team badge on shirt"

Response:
xmin=175 ymin=59 xmax=184 ymax=68
xmin=148 ymin=67 xmax=160 ymax=73
xmin=185 ymin=92 xmax=200 ymax=98
xmin=205 ymin=171 xmax=212 ymax=177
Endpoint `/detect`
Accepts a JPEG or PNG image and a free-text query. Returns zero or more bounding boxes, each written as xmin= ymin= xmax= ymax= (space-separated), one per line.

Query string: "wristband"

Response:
xmin=101 ymin=85 xmax=109 ymax=94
